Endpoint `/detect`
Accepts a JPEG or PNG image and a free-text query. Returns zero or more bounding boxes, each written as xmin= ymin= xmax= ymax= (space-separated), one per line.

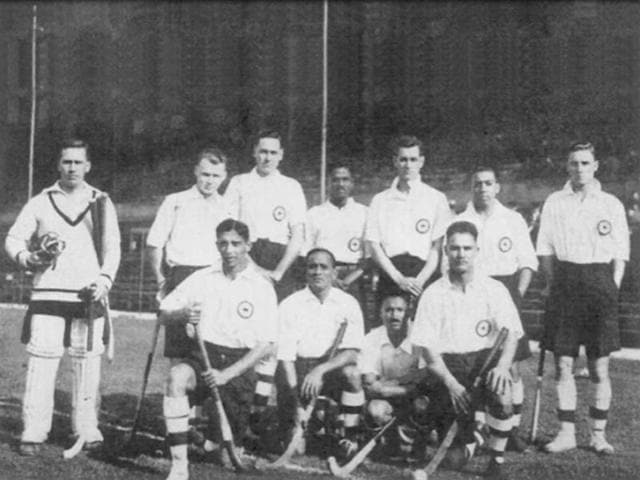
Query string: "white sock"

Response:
xmin=164 ymin=396 xmax=190 ymax=470
xmin=511 ymin=378 xmax=524 ymax=428
xmin=22 ymin=355 xmax=60 ymax=443
xmin=556 ymin=376 xmax=576 ymax=434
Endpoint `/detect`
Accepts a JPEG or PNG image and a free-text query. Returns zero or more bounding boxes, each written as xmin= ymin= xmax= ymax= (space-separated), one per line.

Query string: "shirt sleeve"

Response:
xmin=146 ymin=195 xmax=175 ymax=248
xmin=409 ymin=288 xmax=442 ymax=353
xmin=223 ymin=176 xmax=241 ymax=220
xmin=287 ymin=181 xmax=307 ymax=228
xmin=339 ymin=296 xmax=365 ymax=351
xmin=611 ymin=197 xmax=630 ymax=261
xmin=276 ymin=297 xmax=299 ymax=361
xmin=536 ymin=197 xmax=555 ymax=256
xmin=256 ymin=281 xmax=279 ymax=343
xmin=101 ymin=195 xmax=121 ymax=282
xmin=159 ymin=271 xmax=201 ymax=313
xmin=431 ymin=192 xmax=452 ymax=241
xmin=5 ymin=198 xmax=38 ymax=263
xmin=358 ymin=333 xmax=381 ymax=376
xmin=492 ymin=282 xmax=524 ymax=339
xmin=304 ymin=208 xmax=319 ymax=255
xmin=364 ymin=194 xmax=381 ymax=244
xmin=513 ymin=212 xmax=538 ymax=272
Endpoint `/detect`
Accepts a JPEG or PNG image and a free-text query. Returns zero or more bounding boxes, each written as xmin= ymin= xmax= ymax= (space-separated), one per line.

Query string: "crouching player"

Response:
xmin=360 ymin=293 xmax=432 ymax=461
xmin=411 ymin=221 xmax=523 ymax=480
xmin=158 ymin=219 xmax=278 ymax=480
xmin=278 ymin=248 xmax=366 ymax=459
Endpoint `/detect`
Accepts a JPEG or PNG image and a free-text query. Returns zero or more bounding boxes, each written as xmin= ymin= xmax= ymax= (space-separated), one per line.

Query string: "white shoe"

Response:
xmin=543 ymin=431 xmax=577 ymax=453
xmin=589 ymin=436 xmax=614 ymax=455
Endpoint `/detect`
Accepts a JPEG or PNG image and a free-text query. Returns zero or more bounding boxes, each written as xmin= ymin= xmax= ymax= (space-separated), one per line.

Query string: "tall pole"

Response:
xmin=320 ymin=0 xmax=328 ymax=203
xmin=28 ymin=4 xmax=38 ymax=199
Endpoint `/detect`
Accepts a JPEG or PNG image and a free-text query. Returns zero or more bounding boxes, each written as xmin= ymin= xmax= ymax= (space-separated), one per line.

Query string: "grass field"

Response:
xmin=1 ymin=306 xmax=640 ymax=480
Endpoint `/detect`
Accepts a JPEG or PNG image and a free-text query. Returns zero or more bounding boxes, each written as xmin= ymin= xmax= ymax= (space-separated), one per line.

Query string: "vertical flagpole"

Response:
xmin=28 ymin=4 xmax=38 ymax=199
xmin=320 ymin=0 xmax=328 ymax=203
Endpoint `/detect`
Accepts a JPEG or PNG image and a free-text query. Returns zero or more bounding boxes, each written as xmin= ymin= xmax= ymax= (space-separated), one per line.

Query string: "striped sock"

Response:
xmin=556 ymin=376 xmax=576 ymax=434
xmin=589 ymin=379 xmax=611 ymax=438
xmin=164 ymin=395 xmax=190 ymax=474
xmin=340 ymin=390 xmax=365 ymax=438
xmin=511 ymin=378 xmax=524 ymax=429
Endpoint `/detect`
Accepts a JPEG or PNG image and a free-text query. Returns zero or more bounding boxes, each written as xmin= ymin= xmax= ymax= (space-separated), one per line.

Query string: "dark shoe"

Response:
xmin=485 ymin=458 xmax=509 ymax=480
xmin=18 ymin=442 xmax=41 ymax=456
xmin=336 ymin=437 xmax=359 ymax=462
xmin=83 ymin=440 xmax=104 ymax=452
xmin=506 ymin=430 xmax=529 ymax=453
xmin=442 ymin=442 xmax=468 ymax=471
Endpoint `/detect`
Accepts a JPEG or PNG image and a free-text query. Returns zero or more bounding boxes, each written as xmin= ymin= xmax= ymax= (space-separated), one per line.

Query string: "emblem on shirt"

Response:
xmin=597 ymin=219 xmax=612 ymax=236
xmin=475 ymin=319 xmax=492 ymax=337
xmin=415 ymin=218 xmax=431 ymax=234
xmin=498 ymin=236 xmax=513 ymax=253
xmin=237 ymin=300 xmax=254 ymax=319
xmin=348 ymin=237 xmax=361 ymax=252
xmin=272 ymin=206 xmax=286 ymax=222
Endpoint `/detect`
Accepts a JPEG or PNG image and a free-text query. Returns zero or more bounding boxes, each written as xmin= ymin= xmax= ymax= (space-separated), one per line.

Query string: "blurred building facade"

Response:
xmin=0 ymin=1 xmax=639 ymax=204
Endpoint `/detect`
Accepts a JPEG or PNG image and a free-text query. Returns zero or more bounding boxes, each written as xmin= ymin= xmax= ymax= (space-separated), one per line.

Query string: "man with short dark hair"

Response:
xmin=537 ymin=142 xmax=629 ymax=455
xmin=5 ymin=138 xmax=121 ymax=456
xmin=147 ymin=146 xmax=232 ymax=360
xmin=411 ymin=221 xmax=523 ymax=480
xmin=159 ymin=219 xmax=278 ymax=480
xmin=365 ymin=135 xmax=450 ymax=323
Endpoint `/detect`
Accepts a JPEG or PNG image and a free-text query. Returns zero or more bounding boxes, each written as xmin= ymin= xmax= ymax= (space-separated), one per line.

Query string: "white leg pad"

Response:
xmin=71 ymin=356 xmax=103 ymax=442
xmin=21 ymin=355 xmax=60 ymax=443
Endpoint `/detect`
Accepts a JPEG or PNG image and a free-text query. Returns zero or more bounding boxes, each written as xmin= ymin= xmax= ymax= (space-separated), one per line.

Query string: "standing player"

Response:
xmin=159 ymin=219 xmax=278 ymax=480
xmin=146 ymin=146 xmax=231 ymax=360
xmin=224 ymin=129 xmax=307 ymax=301
xmin=411 ymin=221 xmax=523 ymax=480
xmin=5 ymin=139 xmax=121 ymax=455
xmin=365 ymin=135 xmax=450 ymax=323
xmin=451 ymin=165 xmax=538 ymax=451
xmin=306 ymin=165 xmax=369 ymax=319
xmin=537 ymin=142 xmax=629 ymax=454
xmin=360 ymin=294 xmax=430 ymax=460
xmin=278 ymin=248 xmax=366 ymax=458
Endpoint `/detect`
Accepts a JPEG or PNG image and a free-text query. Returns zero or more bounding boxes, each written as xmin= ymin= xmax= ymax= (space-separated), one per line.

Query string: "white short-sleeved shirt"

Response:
xmin=410 ymin=275 xmax=523 ymax=355
xmin=306 ymin=198 xmax=368 ymax=264
xmin=442 ymin=201 xmax=538 ymax=276
xmin=365 ymin=177 xmax=451 ymax=260
xmin=277 ymin=286 xmax=365 ymax=361
xmin=159 ymin=263 xmax=278 ymax=349
xmin=536 ymin=181 xmax=629 ymax=263
xmin=146 ymin=186 xmax=233 ymax=267
xmin=5 ymin=182 xmax=121 ymax=303
xmin=359 ymin=325 xmax=426 ymax=381
xmin=224 ymin=168 xmax=307 ymax=244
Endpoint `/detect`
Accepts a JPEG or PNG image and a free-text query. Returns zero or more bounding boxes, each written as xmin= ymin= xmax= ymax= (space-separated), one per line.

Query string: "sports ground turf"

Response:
xmin=1 ymin=306 xmax=640 ymax=480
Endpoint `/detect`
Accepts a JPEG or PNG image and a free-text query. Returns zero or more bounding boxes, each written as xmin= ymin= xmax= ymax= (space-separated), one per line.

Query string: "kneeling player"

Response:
xmin=361 ymin=294 xmax=432 ymax=460
xmin=278 ymin=248 xmax=366 ymax=458
xmin=411 ymin=221 xmax=523 ymax=480
xmin=159 ymin=219 xmax=278 ymax=480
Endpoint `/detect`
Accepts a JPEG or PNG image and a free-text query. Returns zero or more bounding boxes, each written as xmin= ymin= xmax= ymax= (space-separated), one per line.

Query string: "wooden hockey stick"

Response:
xmin=529 ymin=346 xmax=546 ymax=444
xmin=410 ymin=327 xmax=509 ymax=480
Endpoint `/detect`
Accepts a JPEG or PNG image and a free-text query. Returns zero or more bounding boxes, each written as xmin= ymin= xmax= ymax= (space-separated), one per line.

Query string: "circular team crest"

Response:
xmin=415 ymin=218 xmax=431 ymax=234
xmin=237 ymin=301 xmax=254 ymax=319
xmin=272 ymin=206 xmax=286 ymax=222
xmin=498 ymin=236 xmax=513 ymax=253
xmin=597 ymin=219 xmax=612 ymax=236
xmin=475 ymin=319 xmax=492 ymax=338
xmin=348 ymin=237 xmax=361 ymax=252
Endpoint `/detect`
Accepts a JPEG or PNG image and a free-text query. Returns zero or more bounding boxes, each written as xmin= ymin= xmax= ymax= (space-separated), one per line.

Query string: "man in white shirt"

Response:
xmin=306 ymin=165 xmax=369 ymax=323
xmin=278 ymin=248 xmax=366 ymax=459
xmin=451 ymin=165 xmax=538 ymax=451
xmin=147 ymin=146 xmax=231 ymax=359
xmin=5 ymin=139 xmax=121 ymax=456
xmin=225 ymin=129 xmax=307 ymax=301
xmin=365 ymin=135 xmax=450 ymax=324
xmin=411 ymin=221 xmax=523 ymax=480
xmin=537 ymin=142 xmax=629 ymax=455
xmin=159 ymin=219 xmax=278 ymax=480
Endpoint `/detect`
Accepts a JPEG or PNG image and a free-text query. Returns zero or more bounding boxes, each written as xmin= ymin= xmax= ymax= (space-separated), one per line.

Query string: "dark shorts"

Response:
xmin=543 ymin=262 xmax=620 ymax=359
xmin=295 ymin=356 xmax=347 ymax=403
xmin=492 ymin=274 xmax=532 ymax=362
xmin=250 ymin=239 xmax=305 ymax=302
xmin=164 ymin=265 xmax=207 ymax=358
xmin=181 ymin=342 xmax=255 ymax=441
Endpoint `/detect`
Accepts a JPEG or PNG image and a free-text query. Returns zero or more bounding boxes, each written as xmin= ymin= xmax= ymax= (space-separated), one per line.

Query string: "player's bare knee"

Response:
xmin=341 ymin=365 xmax=362 ymax=391
xmin=412 ymin=395 xmax=430 ymax=416
xmin=366 ymin=399 xmax=393 ymax=426
xmin=166 ymin=363 xmax=194 ymax=396
xmin=555 ymin=356 xmax=574 ymax=381
xmin=486 ymin=391 xmax=513 ymax=419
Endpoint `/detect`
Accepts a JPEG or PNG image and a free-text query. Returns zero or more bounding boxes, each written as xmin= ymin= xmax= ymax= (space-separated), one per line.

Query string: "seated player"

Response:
xmin=158 ymin=219 xmax=278 ymax=480
xmin=360 ymin=293 xmax=432 ymax=460
xmin=278 ymin=248 xmax=366 ymax=459
xmin=411 ymin=221 xmax=523 ymax=480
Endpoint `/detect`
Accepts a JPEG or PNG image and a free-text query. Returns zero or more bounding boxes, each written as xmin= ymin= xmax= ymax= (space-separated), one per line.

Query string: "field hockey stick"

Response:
xmin=194 ymin=323 xmax=247 ymax=472
xmin=269 ymin=319 xmax=349 ymax=468
xmin=409 ymin=327 xmax=509 ymax=480
xmin=529 ymin=345 xmax=546 ymax=444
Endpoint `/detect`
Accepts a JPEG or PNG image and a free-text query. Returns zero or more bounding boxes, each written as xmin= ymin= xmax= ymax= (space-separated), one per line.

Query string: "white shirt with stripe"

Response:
xmin=159 ymin=263 xmax=278 ymax=349
xmin=224 ymin=168 xmax=307 ymax=244
xmin=444 ymin=201 xmax=538 ymax=276
xmin=536 ymin=180 xmax=629 ymax=263
xmin=410 ymin=275 xmax=523 ymax=355
xmin=146 ymin=186 xmax=232 ymax=267
xmin=5 ymin=182 xmax=121 ymax=303
xmin=359 ymin=325 xmax=426 ymax=380
xmin=305 ymin=198 xmax=368 ymax=264
xmin=277 ymin=286 xmax=365 ymax=361
xmin=365 ymin=177 xmax=450 ymax=260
